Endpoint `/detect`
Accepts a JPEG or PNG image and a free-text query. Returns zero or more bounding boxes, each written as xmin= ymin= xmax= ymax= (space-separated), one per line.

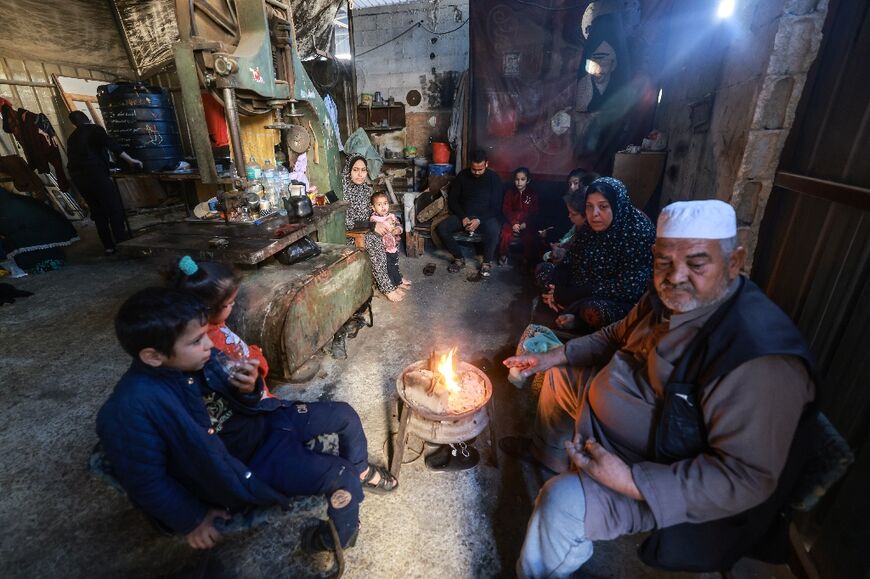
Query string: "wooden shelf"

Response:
xmin=363 ymin=126 xmax=404 ymax=132
xmin=358 ymin=102 xmax=406 ymax=132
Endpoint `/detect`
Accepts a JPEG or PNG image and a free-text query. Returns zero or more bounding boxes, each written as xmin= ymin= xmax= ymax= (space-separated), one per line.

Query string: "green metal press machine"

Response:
xmin=120 ymin=0 xmax=372 ymax=380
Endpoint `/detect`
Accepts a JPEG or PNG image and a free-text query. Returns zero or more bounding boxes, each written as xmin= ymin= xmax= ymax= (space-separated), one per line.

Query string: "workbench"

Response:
xmin=117 ymin=202 xmax=347 ymax=265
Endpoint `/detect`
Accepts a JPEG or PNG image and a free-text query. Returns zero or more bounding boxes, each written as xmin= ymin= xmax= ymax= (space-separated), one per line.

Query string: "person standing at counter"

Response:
xmin=66 ymin=110 xmax=142 ymax=255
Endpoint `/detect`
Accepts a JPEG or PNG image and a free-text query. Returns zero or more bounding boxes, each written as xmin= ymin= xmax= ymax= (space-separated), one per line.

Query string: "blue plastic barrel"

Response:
xmin=97 ymin=82 xmax=183 ymax=172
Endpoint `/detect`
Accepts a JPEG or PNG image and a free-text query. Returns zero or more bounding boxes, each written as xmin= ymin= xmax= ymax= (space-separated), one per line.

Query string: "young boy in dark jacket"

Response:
xmin=97 ymin=288 xmax=396 ymax=551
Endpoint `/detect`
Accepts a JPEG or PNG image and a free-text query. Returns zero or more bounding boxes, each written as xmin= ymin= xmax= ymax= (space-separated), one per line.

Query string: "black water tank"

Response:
xmin=97 ymin=82 xmax=183 ymax=172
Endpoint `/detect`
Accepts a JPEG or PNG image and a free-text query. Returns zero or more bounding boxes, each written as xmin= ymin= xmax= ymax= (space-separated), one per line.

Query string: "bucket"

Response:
xmin=428 ymin=163 xmax=454 ymax=176
xmin=432 ymin=142 xmax=450 ymax=164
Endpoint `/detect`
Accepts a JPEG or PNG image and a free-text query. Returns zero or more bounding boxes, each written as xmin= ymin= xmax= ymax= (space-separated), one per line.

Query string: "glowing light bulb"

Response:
xmin=717 ymin=0 xmax=736 ymax=19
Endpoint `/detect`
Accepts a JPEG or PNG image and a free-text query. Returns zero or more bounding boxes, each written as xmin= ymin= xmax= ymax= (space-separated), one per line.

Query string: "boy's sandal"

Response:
xmin=361 ymin=464 xmax=398 ymax=494
xmin=447 ymin=259 xmax=464 ymax=273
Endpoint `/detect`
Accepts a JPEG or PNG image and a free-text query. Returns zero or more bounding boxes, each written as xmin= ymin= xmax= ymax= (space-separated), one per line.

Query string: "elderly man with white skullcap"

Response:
xmin=502 ymin=200 xmax=817 ymax=577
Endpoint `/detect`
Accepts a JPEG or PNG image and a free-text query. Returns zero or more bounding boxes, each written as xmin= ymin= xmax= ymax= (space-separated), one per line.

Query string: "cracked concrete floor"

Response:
xmin=0 ymin=220 xmax=792 ymax=578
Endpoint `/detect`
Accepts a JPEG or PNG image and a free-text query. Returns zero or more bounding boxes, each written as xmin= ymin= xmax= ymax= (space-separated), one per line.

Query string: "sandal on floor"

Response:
xmin=360 ymin=463 xmax=398 ymax=494
xmin=301 ymin=522 xmax=359 ymax=553
xmin=423 ymin=263 xmax=436 ymax=276
xmin=447 ymin=259 xmax=464 ymax=273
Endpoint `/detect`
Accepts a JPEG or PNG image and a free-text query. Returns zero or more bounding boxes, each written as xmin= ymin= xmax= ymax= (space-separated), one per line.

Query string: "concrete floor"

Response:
xmin=0 ymin=218 xmax=793 ymax=578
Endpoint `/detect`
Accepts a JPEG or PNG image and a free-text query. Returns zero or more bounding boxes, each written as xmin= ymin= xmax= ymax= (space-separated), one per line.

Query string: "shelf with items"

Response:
xmin=358 ymin=103 xmax=406 ymax=132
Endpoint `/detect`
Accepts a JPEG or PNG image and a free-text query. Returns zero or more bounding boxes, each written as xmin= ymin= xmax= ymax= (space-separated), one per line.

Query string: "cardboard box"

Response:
xmin=612 ymin=151 xmax=667 ymax=209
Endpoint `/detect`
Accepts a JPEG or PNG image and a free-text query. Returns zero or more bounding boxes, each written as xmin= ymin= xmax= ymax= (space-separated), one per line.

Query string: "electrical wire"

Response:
xmin=510 ymin=0 xmax=589 ymax=11
xmin=354 ymin=17 xmax=470 ymax=58
xmin=355 ymin=20 xmax=423 ymax=57
xmin=421 ymin=18 xmax=469 ymax=35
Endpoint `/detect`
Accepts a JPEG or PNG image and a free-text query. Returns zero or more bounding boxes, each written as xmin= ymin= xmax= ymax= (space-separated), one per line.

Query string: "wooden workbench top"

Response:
xmin=118 ymin=202 xmax=347 ymax=265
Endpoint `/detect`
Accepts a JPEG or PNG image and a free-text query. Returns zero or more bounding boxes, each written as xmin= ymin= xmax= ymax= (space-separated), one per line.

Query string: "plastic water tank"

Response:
xmin=97 ymin=82 xmax=183 ymax=172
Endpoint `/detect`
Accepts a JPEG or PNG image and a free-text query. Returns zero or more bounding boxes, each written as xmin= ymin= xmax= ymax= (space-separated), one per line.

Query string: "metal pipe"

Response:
xmin=0 ymin=79 xmax=53 ymax=88
xmin=223 ymin=87 xmax=247 ymax=180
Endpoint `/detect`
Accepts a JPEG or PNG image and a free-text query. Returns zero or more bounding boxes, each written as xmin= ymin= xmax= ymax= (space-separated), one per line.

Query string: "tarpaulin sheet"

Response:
xmin=112 ymin=0 xmax=343 ymax=77
xmin=113 ymin=0 xmax=179 ymax=77
xmin=469 ymin=0 xmax=656 ymax=179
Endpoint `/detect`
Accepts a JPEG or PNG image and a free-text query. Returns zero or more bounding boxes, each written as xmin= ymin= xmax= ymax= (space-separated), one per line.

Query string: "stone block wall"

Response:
xmin=730 ymin=0 xmax=827 ymax=268
xmin=352 ymin=0 xmax=469 ymax=155
xmin=655 ymin=0 xmax=828 ymax=270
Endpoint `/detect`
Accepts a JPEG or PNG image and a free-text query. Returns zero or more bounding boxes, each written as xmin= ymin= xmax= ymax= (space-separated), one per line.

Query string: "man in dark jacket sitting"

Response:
xmin=436 ymin=148 xmax=504 ymax=278
xmin=97 ymin=288 xmax=396 ymax=552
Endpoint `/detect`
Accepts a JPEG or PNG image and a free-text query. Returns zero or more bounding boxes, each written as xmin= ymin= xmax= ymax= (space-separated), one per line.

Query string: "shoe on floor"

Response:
xmin=424 ymin=443 xmax=480 ymax=471
xmin=301 ymin=523 xmax=358 ymax=553
xmin=498 ymin=436 xmax=536 ymax=463
xmin=498 ymin=256 xmax=509 ymax=266
xmin=447 ymin=258 xmax=465 ymax=273
xmin=480 ymin=262 xmax=492 ymax=277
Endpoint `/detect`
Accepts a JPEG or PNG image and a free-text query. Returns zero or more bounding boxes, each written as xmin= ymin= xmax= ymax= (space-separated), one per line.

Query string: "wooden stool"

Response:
xmin=346 ymin=229 xmax=368 ymax=249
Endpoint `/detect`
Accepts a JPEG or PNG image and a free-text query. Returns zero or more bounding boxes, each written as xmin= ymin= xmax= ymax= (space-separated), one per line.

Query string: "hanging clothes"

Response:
xmin=323 ymin=94 xmax=344 ymax=152
xmin=0 ymin=105 xmax=69 ymax=191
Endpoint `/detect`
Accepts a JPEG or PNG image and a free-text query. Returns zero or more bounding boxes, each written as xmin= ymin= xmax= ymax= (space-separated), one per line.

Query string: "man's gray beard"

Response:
xmin=657 ymin=274 xmax=731 ymax=313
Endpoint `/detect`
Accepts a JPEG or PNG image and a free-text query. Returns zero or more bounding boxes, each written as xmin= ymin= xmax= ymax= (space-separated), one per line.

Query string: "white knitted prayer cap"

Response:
xmin=657 ymin=200 xmax=737 ymax=239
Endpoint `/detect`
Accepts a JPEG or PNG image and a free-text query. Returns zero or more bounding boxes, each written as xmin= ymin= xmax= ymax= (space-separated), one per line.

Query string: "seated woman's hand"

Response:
xmin=541 ymin=284 xmax=564 ymax=312
xmin=229 ymin=359 xmax=260 ymax=393
xmin=512 ymin=223 xmax=521 ymax=234
xmin=373 ymin=221 xmax=392 ymax=236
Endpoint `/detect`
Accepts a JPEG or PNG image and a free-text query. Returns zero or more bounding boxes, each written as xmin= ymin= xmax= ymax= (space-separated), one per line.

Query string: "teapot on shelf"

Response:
xmin=284 ymin=181 xmax=313 ymax=222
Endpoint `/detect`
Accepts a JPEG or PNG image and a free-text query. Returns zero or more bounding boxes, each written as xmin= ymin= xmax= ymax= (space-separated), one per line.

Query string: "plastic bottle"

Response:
xmin=261 ymin=159 xmax=275 ymax=184
xmin=245 ymin=155 xmax=261 ymax=181
xmin=276 ymin=162 xmax=291 ymax=215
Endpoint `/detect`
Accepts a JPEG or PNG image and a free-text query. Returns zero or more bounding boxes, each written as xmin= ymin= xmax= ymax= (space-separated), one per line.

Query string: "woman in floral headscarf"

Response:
xmin=541 ymin=176 xmax=655 ymax=330
xmin=343 ymin=155 xmax=405 ymax=302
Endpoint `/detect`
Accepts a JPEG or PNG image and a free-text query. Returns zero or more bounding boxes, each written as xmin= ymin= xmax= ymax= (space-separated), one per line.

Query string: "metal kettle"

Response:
xmin=284 ymin=185 xmax=313 ymax=221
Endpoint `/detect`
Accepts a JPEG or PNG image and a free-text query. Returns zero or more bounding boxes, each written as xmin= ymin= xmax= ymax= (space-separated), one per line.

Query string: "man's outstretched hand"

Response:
xmin=503 ymin=347 xmax=567 ymax=379
xmin=564 ymin=434 xmax=643 ymax=501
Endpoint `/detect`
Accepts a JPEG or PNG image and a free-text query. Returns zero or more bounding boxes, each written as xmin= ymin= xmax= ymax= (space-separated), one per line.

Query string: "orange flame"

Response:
xmin=436 ymin=348 xmax=461 ymax=394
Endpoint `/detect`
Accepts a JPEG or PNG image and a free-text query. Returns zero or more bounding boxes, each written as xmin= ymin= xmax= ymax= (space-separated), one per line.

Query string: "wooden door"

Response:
xmin=751 ymin=1 xmax=870 ymax=577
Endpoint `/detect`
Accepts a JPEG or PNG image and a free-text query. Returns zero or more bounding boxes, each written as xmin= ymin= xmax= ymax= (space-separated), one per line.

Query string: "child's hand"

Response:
xmin=185 ymin=508 xmax=230 ymax=549
xmin=392 ymin=227 xmax=402 ymax=236
xmin=512 ymin=223 xmax=521 ymax=234
xmin=229 ymin=359 xmax=260 ymax=393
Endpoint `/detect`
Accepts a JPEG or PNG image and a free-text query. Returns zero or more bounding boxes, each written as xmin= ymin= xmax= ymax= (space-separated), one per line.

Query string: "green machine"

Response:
xmin=164 ymin=0 xmax=370 ymax=380
xmin=172 ymin=0 xmax=342 ymax=200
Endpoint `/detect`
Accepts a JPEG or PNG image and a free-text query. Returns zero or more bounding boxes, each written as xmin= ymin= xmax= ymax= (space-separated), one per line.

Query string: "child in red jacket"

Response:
xmin=499 ymin=167 xmax=539 ymax=265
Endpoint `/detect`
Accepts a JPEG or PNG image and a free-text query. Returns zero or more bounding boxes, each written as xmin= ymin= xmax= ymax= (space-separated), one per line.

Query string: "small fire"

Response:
xmin=435 ymin=348 xmax=461 ymax=394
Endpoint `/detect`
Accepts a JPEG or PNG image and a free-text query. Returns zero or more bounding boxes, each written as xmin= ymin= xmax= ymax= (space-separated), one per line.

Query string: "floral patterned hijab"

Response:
xmin=569 ymin=176 xmax=656 ymax=303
